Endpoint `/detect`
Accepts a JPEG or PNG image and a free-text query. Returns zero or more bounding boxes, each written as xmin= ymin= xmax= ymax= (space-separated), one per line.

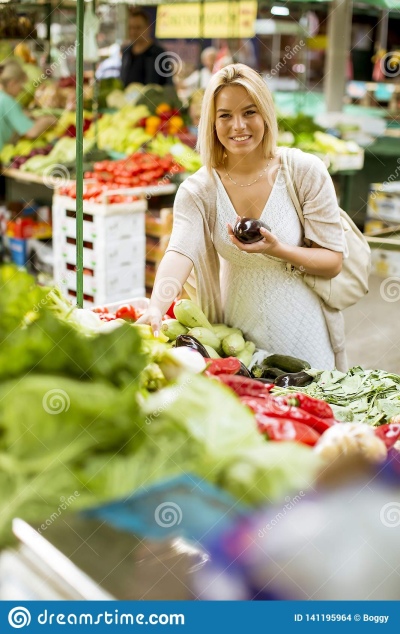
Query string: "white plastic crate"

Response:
xmin=53 ymin=236 xmax=146 ymax=270
xmin=64 ymin=288 xmax=146 ymax=309
xmin=52 ymin=192 xmax=148 ymax=218
xmin=53 ymin=200 xmax=146 ymax=243
xmin=99 ymin=296 xmax=150 ymax=313
xmin=55 ymin=260 xmax=145 ymax=297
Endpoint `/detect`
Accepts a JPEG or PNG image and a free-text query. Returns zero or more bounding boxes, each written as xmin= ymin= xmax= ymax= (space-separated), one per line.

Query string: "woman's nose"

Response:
xmin=233 ymin=117 xmax=245 ymax=130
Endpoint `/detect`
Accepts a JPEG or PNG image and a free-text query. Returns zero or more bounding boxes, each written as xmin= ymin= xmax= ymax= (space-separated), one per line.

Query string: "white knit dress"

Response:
xmin=212 ymin=169 xmax=335 ymax=369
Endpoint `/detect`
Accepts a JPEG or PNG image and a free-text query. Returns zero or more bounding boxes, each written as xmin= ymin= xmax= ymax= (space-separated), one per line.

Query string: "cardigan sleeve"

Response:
xmin=166 ymin=181 xmax=206 ymax=264
xmin=297 ymin=153 xmax=346 ymax=254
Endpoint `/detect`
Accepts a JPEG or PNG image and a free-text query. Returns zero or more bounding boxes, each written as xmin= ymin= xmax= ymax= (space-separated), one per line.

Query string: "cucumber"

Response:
xmin=236 ymin=341 xmax=256 ymax=367
xmin=212 ymin=324 xmax=242 ymax=341
xmin=173 ymin=299 xmax=214 ymax=331
xmin=204 ymin=345 xmax=221 ymax=359
xmin=187 ymin=327 xmax=221 ymax=351
xmin=161 ymin=319 xmax=188 ymax=341
xmin=262 ymin=354 xmax=311 ymax=373
xmin=222 ymin=333 xmax=246 ymax=357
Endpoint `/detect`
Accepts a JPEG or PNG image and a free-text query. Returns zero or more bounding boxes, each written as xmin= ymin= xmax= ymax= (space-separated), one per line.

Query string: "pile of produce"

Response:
xmin=0 ymin=267 xmax=323 ymax=548
xmin=84 ymin=104 xmax=152 ymax=155
xmin=20 ymin=137 xmax=95 ymax=175
xmin=147 ymin=133 xmax=202 ymax=172
xmin=59 ymin=152 xmax=183 ymax=202
xmin=0 ymin=5 xmax=36 ymax=38
xmin=0 ymin=138 xmax=49 ymax=166
xmin=9 ymin=144 xmax=53 ymax=170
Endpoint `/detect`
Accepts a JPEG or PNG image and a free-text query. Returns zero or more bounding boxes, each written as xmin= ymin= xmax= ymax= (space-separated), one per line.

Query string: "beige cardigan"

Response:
xmin=167 ymin=147 xmax=348 ymax=371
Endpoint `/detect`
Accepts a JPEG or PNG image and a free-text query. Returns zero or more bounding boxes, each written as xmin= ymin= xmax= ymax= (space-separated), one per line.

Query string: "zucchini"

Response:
xmin=161 ymin=319 xmax=188 ymax=341
xmin=222 ymin=333 xmax=246 ymax=357
xmin=204 ymin=345 xmax=221 ymax=359
xmin=173 ymin=299 xmax=214 ymax=331
xmin=212 ymin=324 xmax=242 ymax=341
xmin=236 ymin=341 xmax=256 ymax=367
xmin=262 ymin=354 xmax=311 ymax=373
xmin=187 ymin=327 xmax=221 ymax=351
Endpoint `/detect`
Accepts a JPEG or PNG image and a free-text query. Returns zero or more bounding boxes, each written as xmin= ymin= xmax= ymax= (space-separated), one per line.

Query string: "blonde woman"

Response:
xmin=0 ymin=61 xmax=56 ymax=152
xmin=138 ymin=64 xmax=347 ymax=370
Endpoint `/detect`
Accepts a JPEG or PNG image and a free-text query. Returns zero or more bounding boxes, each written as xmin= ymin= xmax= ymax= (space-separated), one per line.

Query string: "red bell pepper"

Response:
xmin=374 ymin=424 xmax=400 ymax=449
xmin=204 ymin=357 xmax=241 ymax=376
xmin=167 ymin=299 xmax=179 ymax=318
xmin=241 ymin=395 xmax=335 ymax=435
xmin=217 ymin=374 xmax=274 ymax=398
xmin=256 ymin=414 xmax=321 ymax=446
xmin=282 ymin=393 xmax=334 ymax=420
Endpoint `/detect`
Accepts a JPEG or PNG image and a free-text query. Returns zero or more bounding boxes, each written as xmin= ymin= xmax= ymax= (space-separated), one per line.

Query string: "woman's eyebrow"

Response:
xmin=217 ymin=104 xmax=257 ymax=113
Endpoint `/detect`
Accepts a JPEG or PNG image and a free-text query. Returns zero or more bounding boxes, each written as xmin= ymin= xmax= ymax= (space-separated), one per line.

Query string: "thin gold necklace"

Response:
xmin=224 ymin=156 xmax=273 ymax=188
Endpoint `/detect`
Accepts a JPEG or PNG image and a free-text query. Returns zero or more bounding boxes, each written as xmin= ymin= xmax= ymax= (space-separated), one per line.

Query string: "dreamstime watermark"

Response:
xmin=369 ymin=158 xmax=400 ymax=202
xmin=258 ymin=491 xmax=306 ymax=536
xmin=380 ymin=51 xmax=400 ymax=79
xmin=42 ymin=388 xmax=71 ymax=414
xmin=33 ymin=42 xmax=78 ymax=87
xmin=155 ymin=51 xmax=183 ymax=78
xmin=265 ymin=41 xmax=306 ymax=79
xmin=380 ymin=502 xmax=400 ymax=528
xmin=145 ymin=377 xmax=193 ymax=425
xmin=43 ymin=164 xmax=71 ymax=190
xmin=153 ymin=275 xmax=182 ymax=305
xmin=37 ymin=492 xmax=80 ymax=534
xmin=32 ymin=271 xmax=76 ymax=313
xmin=380 ymin=277 xmax=400 ymax=303
xmin=155 ymin=501 xmax=183 ymax=528
xmin=144 ymin=161 xmax=183 ymax=200
xmin=8 ymin=607 xmax=31 ymax=629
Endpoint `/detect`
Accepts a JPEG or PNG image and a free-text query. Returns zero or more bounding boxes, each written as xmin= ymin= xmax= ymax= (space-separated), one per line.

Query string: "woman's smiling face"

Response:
xmin=214 ymin=85 xmax=265 ymax=159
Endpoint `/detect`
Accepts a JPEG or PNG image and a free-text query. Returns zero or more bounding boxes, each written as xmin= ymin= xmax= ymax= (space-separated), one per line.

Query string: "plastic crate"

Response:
xmin=55 ymin=260 xmax=145 ymax=298
xmin=53 ymin=235 xmax=146 ymax=270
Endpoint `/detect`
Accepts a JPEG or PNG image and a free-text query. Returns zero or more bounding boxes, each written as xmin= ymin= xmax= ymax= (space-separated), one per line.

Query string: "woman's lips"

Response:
xmin=229 ymin=135 xmax=252 ymax=143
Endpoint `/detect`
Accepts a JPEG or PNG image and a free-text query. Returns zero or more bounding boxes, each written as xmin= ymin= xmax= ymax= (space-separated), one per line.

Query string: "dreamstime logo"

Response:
xmin=380 ymin=52 xmax=400 ymax=78
xmin=155 ymin=51 xmax=182 ymax=78
xmin=33 ymin=41 xmax=78 ymax=87
xmin=380 ymin=277 xmax=400 ymax=303
xmin=43 ymin=164 xmax=71 ymax=189
xmin=265 ymin=41 xmax=305 ymax=79
xmin=380 ymin=502 xmax=400 ymax=528
xmin=42 ymin=389 xmax=71 ymax=414
xmin=155 ymin=502 xmax=183 ymax=528
xmin=8 ymin=607 xmax=31 ymax=629
xmin=153 ymin=276 xmax=181 ymax=304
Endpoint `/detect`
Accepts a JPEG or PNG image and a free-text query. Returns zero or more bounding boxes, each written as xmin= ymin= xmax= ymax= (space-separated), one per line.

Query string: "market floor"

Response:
xmin=344 ymin=274 xmax=400 ymax=373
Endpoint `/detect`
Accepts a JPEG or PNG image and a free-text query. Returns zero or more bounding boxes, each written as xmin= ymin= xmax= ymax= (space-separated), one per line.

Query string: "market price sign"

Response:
xmin=156 ymin=1 xmax=257 ymax=39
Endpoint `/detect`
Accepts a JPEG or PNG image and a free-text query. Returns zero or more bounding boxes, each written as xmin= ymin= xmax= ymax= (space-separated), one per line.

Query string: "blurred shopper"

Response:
xmin=0 ymin=61 xmax=56 ymax=152
xmin=138 ymin=64 xmax=347 ymax=370
xmin=176 ymin=47 xmax=217 ymax=103
xmin=235 ymin=39 xmax=257 ymax=70
xmin=120 ymin=8 xmax=172 ymax=87
xmin=96 ymin=43 xmax=121 ymax=80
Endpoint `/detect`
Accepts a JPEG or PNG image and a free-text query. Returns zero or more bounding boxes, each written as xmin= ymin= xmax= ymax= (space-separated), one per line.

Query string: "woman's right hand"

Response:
xmin=136 ymin=306 xmax=163 ymax=337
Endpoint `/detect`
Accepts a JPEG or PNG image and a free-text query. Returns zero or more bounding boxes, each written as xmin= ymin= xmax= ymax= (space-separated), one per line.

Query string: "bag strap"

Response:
xmin=280 ymin=147 xmax=305 ymax=229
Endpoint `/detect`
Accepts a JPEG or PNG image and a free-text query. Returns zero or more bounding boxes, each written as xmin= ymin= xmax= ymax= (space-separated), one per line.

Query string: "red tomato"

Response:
xmin=375 ymin=424 xmax=400 ymax=449
xmin=92 ymin=306 xmax=109 ymax=314
xmin=115 ymin=305 xmax=138 ymax=321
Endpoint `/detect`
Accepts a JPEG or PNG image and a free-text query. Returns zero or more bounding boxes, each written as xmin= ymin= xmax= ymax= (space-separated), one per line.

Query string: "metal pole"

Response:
xmin=377 ymin=9 xmax=389 ymax=51
xmin=324 ymin=0 xmax=353 ymax=113
xmin=76 ymin=0 xmax=84 ymax=308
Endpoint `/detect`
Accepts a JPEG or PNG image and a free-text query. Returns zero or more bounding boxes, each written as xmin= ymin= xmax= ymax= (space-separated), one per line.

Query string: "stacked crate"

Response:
xmin=52 ymin=192 xmax=147 ymax=307
xmin=365 ymin=182 xmax=400 ymax=277
xmin=145 ymin=207 xmax=173 ymax=296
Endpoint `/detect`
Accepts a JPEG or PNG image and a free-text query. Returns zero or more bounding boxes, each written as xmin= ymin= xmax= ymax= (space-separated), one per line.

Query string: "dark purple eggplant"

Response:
xmin=274 ymin=371 xmax=314 ymax=388
xmin=233 ymin=217 xmax=271 ymax=244
xmin=175 ymin=334 xmax=209 ymax=358
xmin=236 ymin=361 xmax=252 ymax=378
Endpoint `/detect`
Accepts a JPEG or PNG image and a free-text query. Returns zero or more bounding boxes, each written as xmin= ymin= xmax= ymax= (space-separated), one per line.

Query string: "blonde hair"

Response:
xmin=0 ymin=61 xmax=27 ymax=88
xmin=196 ymin=63 xmax=278 ymax=172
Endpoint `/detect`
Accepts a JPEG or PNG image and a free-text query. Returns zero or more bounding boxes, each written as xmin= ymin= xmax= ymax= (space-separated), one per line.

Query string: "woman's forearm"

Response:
xmin=149 ymin=250 xmax=193 ymax=315
xmin=275 ymin=243 xmax=343 ymax=278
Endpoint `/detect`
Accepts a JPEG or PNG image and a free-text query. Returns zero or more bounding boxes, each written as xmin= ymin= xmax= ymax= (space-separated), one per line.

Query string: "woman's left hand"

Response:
xmin=227 ymin=217 xmax=282 ymax=257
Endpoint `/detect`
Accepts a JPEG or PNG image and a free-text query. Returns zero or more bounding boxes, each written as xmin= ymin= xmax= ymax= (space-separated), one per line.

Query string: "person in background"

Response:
xmin=96 ymin=43 xmax=122 ymax=80
xmin=120 ymin=8 xmax=172 ymax=87
xmin=176 ymin=47 xmax=217 ymax=104
xmin=0 ymin=61 xmax=56 ymax=153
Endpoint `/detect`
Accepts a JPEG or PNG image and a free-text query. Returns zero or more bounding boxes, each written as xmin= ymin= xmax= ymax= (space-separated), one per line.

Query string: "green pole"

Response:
xmin=76 ymin=0 xmax=84 ymax=308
